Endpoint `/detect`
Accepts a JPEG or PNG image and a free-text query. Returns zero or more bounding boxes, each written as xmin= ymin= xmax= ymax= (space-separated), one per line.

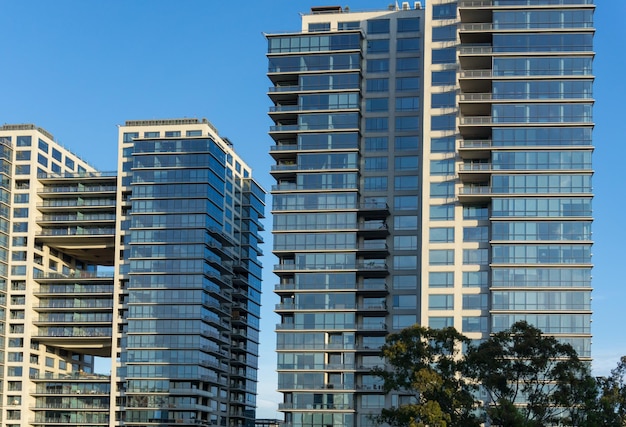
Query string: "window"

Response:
xmin=309 ymin=22 xmax=330 ymax=32
xmin=463 ymin=249 xmax=489 ymax=265
xmin=463 ymin=271 xmax=488 ymax=288
xmin=38 ymin=139 xmax=49 ymax=153
xmin=123 ymin=132 xmax=138 ymax=142
xmin=395 ymin=136 xmax=419 ymax=151
xmin=432 ymin=91 xmax=456 ymax=108
xmin=463 ymin=226 xmax=489 ymax=242
xmin=462 ymin=316 xmax=488 ymax=333
xmin=393 ymin=275 xmax=417 ymax=289
xmin=432 ymin=70 xmax=456 ymax=86
xmin=431 ymin=159 xmax=454 ymax=176
xmin=364 ymin=176 xmax=387 ymax=191
xmin=13 ymin=194 xmax=29 ymax=204
xmin=431 ymin=114 xmax=456 ymax=131
xmin=463 ymin=205 xmax=489 ymax=220
xmin=367 ymin=19 xmax=390 ymax=34
xmin=394 ymin=175 xmax=418 ymax=191
xmin=395 ymin=156 xmax=419 ymax=171
xmin=463 ymin=294 xmax=488 ymax=310
xmin=433 ymin=2 xmax=457 ymax=20
xmin=432 ymin=47 xmax=456 ymax=64
xmin=365 ymin=157 xmax=388 ymax=171
xmin=366 ymin=98 xmax=389 ymax=112
xmin=393 ymin=295 xmax=417 ymax=309
xmin=430 ymin=317 xmax=454 ymax=329
xmin=396 ymin=77 xmax=420 ymax=91
xmin=13 ymin=208 xmax=28 ymax=218
xmin=429 ymin=272 xmax=454 ymax=288
xmin=393 ymin=314 xmax=417 ymax=329
xmin=433 ymin=24 xmax=457 ymax=41
xmin=394 ymin=236 xmax=417 ymax=250
xmin=394 ymin=255 xmax=417 ymax=270
xmin=429 ymin=249 xmax=454 ymax=265
xmin=65 ymin=157 xmax=75 ymax=170
xmin=397 ymin=57 xmax=420 ymax=72
xmin=394 ymin=195 xmax=418 ymax=210
xmin=16 ymin=136 xmax=31 ymax=147
xmin=396 ymin=116 xmax=419 ymax=131
xmin=51 ymin=148 xmax=62 ymax=161
xmin=186 ymin=130 xmax=202 ymax=136
xmin=397 ymin=37 xmax=420 ymax=52
xmin=366 ymin=78 xmax=389 ymax=92
xmin=367 ymin=59 xmax=389 ymax=73
xmin=339 ymin=21 xmax=360 ymax=31
xmin=431 ymin=136 xmax=455 ymax=153
xmin=365 ymin=137 xmax=388 ymax=151
xmin=367 ymin=39 xmax=389 ymax=54
xmin=394 ymin=215 xmax=418 ymax=230
xmin=430 ymin=227 xmax=454 ymax=243
xmin=431 ymin=182 xmax=455 ymax=198
xmin=398 ymin=17 xmax=420 ymax=32
xmin=37 ymin=154 xmax=48 ymax=167
xmin=365 ymin=117 xmax=388 ymax=132
xmin=396 ymin=96 xmax=420 ymax=111
xmin=429 ymin=294 xmax=454 ymax=310
xmin=165 ymin=131 xmax=181 ymax=137
xmin=13 ymin=222 xmax=28 ymax=233
xmin=15 ymin=151 xmax=30 ymax=161
xmin=430 ymin=204 xmax=454 ymax=221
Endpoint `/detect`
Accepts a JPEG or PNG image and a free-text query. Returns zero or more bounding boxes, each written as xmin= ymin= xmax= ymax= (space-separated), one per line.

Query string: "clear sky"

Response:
xmin=1 ymin=0 xmax=624 ymax=419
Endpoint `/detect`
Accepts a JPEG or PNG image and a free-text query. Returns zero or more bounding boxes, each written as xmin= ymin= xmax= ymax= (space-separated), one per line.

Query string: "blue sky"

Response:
xmin=1 ymin=0 xmax=624 ymax=419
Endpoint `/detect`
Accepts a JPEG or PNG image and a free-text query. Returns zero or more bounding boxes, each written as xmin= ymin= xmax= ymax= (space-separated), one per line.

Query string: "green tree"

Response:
xmin=464 ymin=321 xmax=592 ymax=426
xmin=588 ymin=356 xmax=626 ymax=426
xmin=371 ymin=324 xmax=481 ymax=427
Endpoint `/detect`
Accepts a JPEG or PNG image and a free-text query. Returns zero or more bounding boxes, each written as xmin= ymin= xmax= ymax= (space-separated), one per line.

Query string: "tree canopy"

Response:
xmin=371 ymin=324 xmax=481 ymax=427
xmin=464 ymin=321 xmax=592 ymax=426
xmin=372 ymin=321 xmax=626 ymax=427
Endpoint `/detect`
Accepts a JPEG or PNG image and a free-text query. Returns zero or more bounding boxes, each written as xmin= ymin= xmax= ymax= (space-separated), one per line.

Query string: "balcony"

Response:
xmin=459 ymin=45 xmax=493 ymax=55
xmin=460 ymin=116 xmax=493 ymax=125
xmin=459 ymin=163 xmax=492 ymax=184
xmin=458 ymin=185 xmax=492 ymax=203
xmin=458 ymin=139 xmax=492 ymax=160
xmin=460 ymin=69 xmax=493 ymax=79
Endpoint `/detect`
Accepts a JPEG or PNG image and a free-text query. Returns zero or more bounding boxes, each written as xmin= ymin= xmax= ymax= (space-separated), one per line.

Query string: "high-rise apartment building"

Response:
xmin=266 ymin=1 xmax=594 ymax=426
xmin=0 ymin=119 xmax=265 ymax=427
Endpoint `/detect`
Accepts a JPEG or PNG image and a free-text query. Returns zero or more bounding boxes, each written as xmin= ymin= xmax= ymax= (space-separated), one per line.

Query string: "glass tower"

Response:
xmin=266 ymin=2 xmax=594 ymax=426
xmin=118 ymin=119 xmax=265 ymax=427
xmin=0 ymin=119 xmax=265 ymax=427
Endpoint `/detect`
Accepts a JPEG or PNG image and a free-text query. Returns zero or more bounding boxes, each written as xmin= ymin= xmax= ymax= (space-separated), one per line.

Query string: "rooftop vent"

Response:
xmin=310 ymin=6 xmax=342 ymax=14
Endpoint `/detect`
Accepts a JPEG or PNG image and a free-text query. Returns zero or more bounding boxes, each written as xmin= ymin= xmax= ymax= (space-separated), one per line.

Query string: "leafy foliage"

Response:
xmin=463 ymin=321 xmax=593 ymax=426
xmin=371 ymin=324 xmax=481 ymax=427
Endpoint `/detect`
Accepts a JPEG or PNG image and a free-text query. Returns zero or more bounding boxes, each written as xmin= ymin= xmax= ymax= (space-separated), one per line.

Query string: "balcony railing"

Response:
xmin=38 ymin=185 xmax=117 ymax=194
xmin=459 ymin=163 xmax=492 ymax=171
xmin=460 ymin=139 xmax=493 ymax=148
xmin=459 ymin=45 xmax=493 ymax=54
xmin=460 ymin=116 xmax=493 ymax=125
xmin=460 ymin=69 xmax=493 ymax=78
xmin=460 ymin=93 xmax=493 ymax=101
xmin=460 ymin=186 xmax=492 ymax=195
xmin=460 ymin=23 xmax=493 ymax=31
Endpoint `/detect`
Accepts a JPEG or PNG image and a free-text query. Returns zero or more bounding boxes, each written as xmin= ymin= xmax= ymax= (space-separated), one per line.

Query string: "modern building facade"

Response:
xmin=266 ymin=1 xmax=594 ymax=426
xmin=0 ymin=119 xmax=265 ymax=427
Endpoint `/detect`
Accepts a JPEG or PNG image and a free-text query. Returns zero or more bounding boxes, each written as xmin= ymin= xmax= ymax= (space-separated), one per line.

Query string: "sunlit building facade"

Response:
xmin=0 ymin=119 xmax=265 ymax=427
xmin=266 ymin=1 xmax=594 ymax=426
